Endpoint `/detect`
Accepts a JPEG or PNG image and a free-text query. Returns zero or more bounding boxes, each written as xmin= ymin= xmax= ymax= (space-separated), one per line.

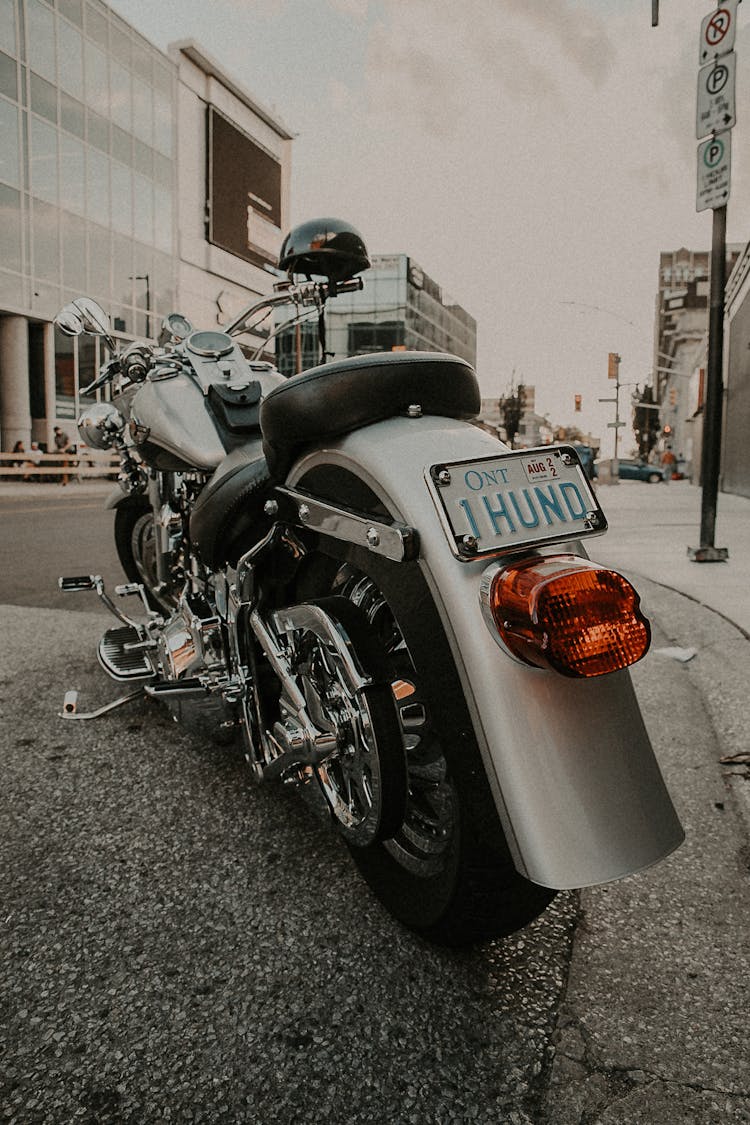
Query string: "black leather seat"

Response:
xmin=189 ymin=445 xmax=271 ymax=568
xmin=259 ymin=351 xmax=480 ymax=479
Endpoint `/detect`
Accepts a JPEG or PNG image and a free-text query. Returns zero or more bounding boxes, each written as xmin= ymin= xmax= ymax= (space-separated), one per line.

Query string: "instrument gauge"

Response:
xmin=160 ymin=313 xmax=193 ymax=344
xmin=186 ymin=330 xmax=234 ymax=358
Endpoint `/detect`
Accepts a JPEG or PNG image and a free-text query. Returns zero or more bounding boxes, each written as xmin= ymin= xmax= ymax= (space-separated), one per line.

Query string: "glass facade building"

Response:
xmin=276 ymin=254 xmax=477 ymax=378
xmin=0 ymin=0 xmax=291 ymax=450
xmin=0 ymin=0 xmax=177 ymax=439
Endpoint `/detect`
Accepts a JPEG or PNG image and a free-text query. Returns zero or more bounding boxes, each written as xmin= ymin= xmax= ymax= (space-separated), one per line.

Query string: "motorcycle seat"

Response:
xmin=190 ymin=445 xmax=271 ymax=568
xmin=259 ymin=351 xmax=480 ymax=480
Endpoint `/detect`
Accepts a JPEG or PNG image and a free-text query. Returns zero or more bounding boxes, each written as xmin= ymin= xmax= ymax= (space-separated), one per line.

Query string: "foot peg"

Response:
xmin=58 ymin=574 xmax=158 ymax=627
xmin=99 ymin=625 xmax=156 ymax=681
xmin=59 ymin=575 xmax=101 ymax=592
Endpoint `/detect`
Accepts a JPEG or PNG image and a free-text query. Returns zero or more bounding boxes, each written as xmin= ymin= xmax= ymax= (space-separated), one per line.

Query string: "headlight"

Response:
xmin=77 ymin=402 xmax=126 ymax=449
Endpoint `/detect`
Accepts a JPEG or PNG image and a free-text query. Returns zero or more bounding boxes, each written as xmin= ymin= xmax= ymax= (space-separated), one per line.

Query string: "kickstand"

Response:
xmin=59 ymin=687 xmax=146 ymax=720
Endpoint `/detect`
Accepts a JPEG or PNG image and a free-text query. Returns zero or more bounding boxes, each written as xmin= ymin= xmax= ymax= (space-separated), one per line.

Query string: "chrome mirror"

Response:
xmin=72 ymin=297 xmax=117 ymax=351
xmin=73 ymin=298 xmax=110 ymax=335
xmin=55 ymin=305 xmax=85 ymax=336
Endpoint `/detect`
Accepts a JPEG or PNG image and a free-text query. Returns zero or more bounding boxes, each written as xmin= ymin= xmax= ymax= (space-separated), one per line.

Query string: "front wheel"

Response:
xmin=648 ymin=472 xmax=663 ymax=484
xmin=114 ymin=502 xmax=181 ymax=612
xmin=295 ymin=538 xmax=556 ymax=948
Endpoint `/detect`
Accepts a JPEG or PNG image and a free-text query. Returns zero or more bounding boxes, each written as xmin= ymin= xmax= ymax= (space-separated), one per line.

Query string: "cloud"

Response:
xmin=363 ymin=0 xmax=618 ymax=138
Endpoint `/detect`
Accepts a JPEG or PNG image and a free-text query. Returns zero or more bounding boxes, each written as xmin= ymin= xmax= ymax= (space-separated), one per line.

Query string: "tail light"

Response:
xmin=480 ymin=554 xmax=650 ymax=678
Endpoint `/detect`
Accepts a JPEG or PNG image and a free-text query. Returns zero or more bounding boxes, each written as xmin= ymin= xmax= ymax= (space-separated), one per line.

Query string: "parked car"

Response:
xmin=593 ymin=458 xmax=666 ymax=483
xmin=618 ymin=458 xmax=667 ymax=483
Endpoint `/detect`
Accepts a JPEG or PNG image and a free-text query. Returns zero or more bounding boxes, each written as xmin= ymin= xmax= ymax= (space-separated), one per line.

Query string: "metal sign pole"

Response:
xmin=689 ymin=204 xmax=729 ymax=560
xmin=688 ymin=1 xmax=738 ymax=562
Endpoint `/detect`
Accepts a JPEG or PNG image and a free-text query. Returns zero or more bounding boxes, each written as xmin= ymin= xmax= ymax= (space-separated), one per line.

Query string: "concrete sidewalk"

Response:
xmin=587 ymin=479 xmax=750 ymax=637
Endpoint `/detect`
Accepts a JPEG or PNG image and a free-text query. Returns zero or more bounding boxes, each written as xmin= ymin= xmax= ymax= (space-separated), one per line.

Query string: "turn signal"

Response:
xmin=480 ymin=554 xmax=651 ymax=678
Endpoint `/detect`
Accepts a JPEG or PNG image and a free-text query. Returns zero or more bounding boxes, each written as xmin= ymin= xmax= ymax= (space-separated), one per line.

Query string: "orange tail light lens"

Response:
xmin=481 ymin=554 xmax=651 ymax=678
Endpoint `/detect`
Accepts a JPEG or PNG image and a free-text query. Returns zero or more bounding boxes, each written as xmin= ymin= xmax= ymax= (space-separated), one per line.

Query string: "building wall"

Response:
xmin=170 ymin=42 xmax=292 ymax=342
xmin=652 ymin=244 xmax=742 ymax=483
xmin=724 ymin=241 xmax=750 ymax=498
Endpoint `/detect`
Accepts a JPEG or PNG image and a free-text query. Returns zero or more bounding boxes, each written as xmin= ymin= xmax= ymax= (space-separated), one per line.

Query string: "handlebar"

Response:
xmin=81 ymin=357 xmax=121 ymax=396
xmin=223 ymin=276 xmax=364 ymax=336
xmin=79 ymin=274 xmax=365 ymax=395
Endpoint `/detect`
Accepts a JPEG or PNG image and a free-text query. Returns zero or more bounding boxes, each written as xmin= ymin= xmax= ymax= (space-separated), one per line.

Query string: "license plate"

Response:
xmin=427 ymin=446 xmax=607 ymax=560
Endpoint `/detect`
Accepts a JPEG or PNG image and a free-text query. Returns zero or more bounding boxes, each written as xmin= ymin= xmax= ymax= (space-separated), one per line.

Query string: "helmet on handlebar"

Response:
xmin=279 ymin=217 xmax=370 ymax=283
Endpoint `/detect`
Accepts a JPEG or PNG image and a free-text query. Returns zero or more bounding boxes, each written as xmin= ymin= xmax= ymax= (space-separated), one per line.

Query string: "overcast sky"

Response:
xmin=110 ymin=0 xmax=750 ymax=453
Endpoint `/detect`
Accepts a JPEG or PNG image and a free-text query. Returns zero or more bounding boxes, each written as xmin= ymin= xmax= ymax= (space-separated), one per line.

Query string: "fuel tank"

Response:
xmin=121 ymin=357 xmax=284 ymax=473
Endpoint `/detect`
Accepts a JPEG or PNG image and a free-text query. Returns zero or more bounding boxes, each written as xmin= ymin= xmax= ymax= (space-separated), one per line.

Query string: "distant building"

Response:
xmin=725 ymin=241 xmax=750 ymax=498
xmin=475 ymin=387 xmax=555 ymax=449
xmin=0 ymin=0 xmax=292 ymax=451
xmin=653 ymin=246 xmax=741 ymax=478
xmin=275 ymin=254 xmax=476 ymax=377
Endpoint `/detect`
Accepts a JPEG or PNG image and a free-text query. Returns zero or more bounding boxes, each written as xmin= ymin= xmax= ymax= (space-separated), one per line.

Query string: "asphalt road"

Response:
xmin=0 ymin=485 xmax=123 ymax=613
xmin=1 ymin=487 xmax=749 ymax=1123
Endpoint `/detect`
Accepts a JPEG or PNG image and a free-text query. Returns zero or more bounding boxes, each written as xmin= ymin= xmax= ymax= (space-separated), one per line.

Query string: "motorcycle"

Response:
xmin=56 ymin=217 xmax=683 ymax=947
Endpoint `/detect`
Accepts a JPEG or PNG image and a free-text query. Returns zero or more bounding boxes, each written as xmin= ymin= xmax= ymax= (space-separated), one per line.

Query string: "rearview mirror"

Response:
xmin=55 ymin=306 xmax=85 ymax=337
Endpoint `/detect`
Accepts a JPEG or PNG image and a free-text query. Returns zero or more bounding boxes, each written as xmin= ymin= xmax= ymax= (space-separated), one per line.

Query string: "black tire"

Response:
xmin=114 ymin=502 xmax=180 ymax=612
xmin=293 ymin=469 xmax=556 ymax=948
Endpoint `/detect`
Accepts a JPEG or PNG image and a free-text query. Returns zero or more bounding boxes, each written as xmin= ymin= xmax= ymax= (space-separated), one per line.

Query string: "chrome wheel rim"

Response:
xmin=332 ymin=565 xmax=456 ymax=876
xmin=298 ymin=632 xmax=385 ymax=847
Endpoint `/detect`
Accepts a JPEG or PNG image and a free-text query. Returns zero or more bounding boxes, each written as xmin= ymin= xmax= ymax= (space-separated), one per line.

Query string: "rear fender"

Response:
xmin=287 ymin=414 xmax=684 ymax=889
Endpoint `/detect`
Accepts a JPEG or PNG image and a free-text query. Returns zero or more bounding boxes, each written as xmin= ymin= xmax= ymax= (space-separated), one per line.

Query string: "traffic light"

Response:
xmin=607 ymin=352 xmax=620 ymax=380
xmin=663 ymin=424 xmax=673 ymax=436
xmin=574 ymin=394 xmax=582 ymax=412
xmin=669 ymin=387 xmax=677 ymax=406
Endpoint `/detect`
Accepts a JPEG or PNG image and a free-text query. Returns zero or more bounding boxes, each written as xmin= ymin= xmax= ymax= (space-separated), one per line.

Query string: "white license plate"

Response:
xmin=427 ymin=446 xmax=607 ymax=560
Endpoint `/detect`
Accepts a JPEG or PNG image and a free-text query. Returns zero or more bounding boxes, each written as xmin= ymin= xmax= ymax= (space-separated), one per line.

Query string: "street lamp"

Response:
xmin=129 ymin=274 xmax=151 ymax=339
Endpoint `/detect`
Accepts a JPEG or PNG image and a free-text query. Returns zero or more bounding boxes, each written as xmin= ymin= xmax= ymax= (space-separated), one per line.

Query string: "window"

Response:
xmin=153 ymin=184 xmax=172 ymax=253
xmin=110 ymin=159 xmax=131 ymax=235
xmin=61 ymin=209 xmax=86 ymax=288
xmin=58 ymin=18 xmax=83 ymax=99
xmin=109 ymin=58 xmax=130 ymax=131
xmin=132 ymin=76 xmax=152 ymax=145
xmin=29 ymin=71 xmax=57 ymax=123
xmin=86 ymin=220 xmax=110 ymax=297
xmin=0 ymin=96 xmax=20 ymax=186
xmin=133 ymin=172 xmax=152 ymax=243
xmin=0 ymin=182 xmax=21 ymax=270
xmin=26 ymin=0 xmax=56 ymax=83
xmin=84 ymin=2 xmax=108 ymax=49
xmin=30 ymin=115 xmax=58 ymax=204
xmin=32 ymin=196 xmax=60 ymax=279
xmin=86 ymin=145 xmax=109 ymax=226
xmin=59 ymin=132 xmax=85 ymax=214
xmin=0 ymin=49 xmax=16 ymax=100
xmin=58 ymin=0 xmax=83 ymax=28
xmin=84 ymin=39 xmax=107 ymax=112
xmin=0 ymin=0 xmax=16 ymax=57
xmin=60 ymin=91 xmax=85 ymax=138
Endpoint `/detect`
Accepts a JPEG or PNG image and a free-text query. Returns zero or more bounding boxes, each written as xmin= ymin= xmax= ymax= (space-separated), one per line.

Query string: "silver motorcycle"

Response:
xmin=56 ymin=217 xmax=683 ymax=947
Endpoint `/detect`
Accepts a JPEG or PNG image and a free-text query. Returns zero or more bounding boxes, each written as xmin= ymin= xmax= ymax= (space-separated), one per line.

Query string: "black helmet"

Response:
xmin=279 ymin=217 xmax=370 ymax=283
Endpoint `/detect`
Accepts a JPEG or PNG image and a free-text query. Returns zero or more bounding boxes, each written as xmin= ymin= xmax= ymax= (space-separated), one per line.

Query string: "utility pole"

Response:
xmin=599 ymin=352 xmax=626 ymax=460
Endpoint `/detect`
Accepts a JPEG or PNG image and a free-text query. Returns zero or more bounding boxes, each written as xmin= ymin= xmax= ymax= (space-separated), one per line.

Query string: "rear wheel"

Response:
xmin=293 ymin=473 xmax=555 ymax=947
